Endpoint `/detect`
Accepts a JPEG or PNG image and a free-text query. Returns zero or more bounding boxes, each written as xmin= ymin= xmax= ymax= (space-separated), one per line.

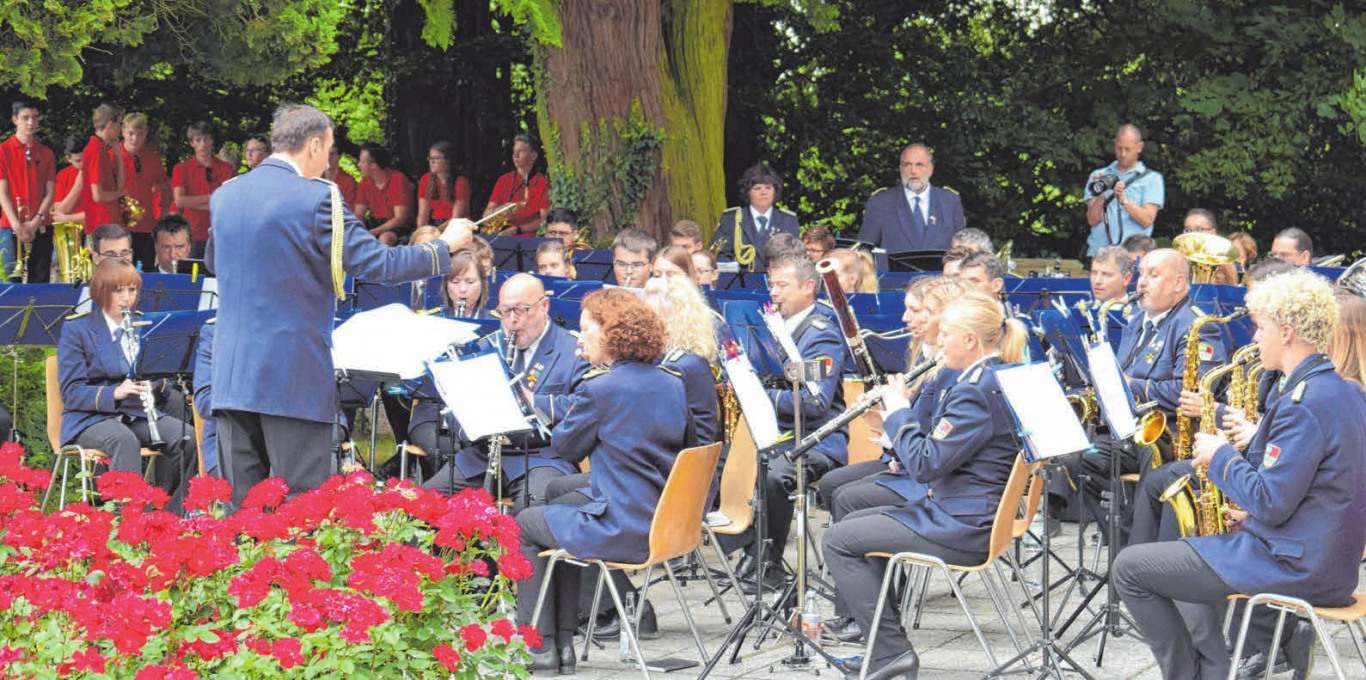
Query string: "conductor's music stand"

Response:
xmin=886 ymin=249 xmax=947 ymax=273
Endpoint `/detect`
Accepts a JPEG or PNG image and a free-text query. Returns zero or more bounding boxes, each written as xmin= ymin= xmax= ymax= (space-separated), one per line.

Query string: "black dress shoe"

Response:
xmin=1234 ymin=650 xmax=1289 ymax=680
xmin=528 ymin=644 xmax=559 ymax=675
xmin=824 ymin=617 xmax=863 ymax=644
xmin=557 ymin=644 xmax=576 ymax=675
xmin=733 ymin=553 xmax=758 ymax=581
xmin=738 ymin=563 xmax=788 ymax=596
xmin=1285 ymin=619 xmax=1315 ymax=680
xmin=864 ymin=649 xmax=919 ymax=680
xmin=590 ymin=599 xmax=658 ymax=641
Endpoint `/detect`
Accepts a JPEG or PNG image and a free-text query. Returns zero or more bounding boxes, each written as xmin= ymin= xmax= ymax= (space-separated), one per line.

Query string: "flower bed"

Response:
xmin=0 ymin=442 xmax=535 ymax=678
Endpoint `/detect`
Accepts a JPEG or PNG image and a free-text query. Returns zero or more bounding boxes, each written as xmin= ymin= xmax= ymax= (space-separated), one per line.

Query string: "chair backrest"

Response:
xmin=644 ymin=441 xmax=724 ymax=565
xmin=986 ymin=452 xmax=1034 ymax=560
xmin=191 ymin=402 xmax=206 ymax=476
xmin=842 ymin=379 xmax=883 ymax=466
xmin=44 ymin=356 xmax=63 ymax=453
xmin=714 ymin=415 xmax=759 ymax=533
xmin=1011 ymin=465 xmax=1046 ymax=539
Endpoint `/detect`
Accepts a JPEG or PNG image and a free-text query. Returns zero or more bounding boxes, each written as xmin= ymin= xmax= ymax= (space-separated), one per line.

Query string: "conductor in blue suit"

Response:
xmin=857 ymin=144 xmax=966 ymax=253
xmin=206 ymin=104 xmax=472 ymax=507
xmin=515 ymin=288 xmax=692 ymax=675
xmin=708 ymin=163 xmax=800 ymax=273
xmin=1115 ymin=269 xmax=1366 ymax=680
xmin=824 ymin=292 xmax=1027 ymax=680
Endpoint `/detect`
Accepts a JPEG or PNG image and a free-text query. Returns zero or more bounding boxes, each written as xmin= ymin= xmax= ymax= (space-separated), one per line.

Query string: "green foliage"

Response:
xmin=1336 ymin=68 xmax=1366 ymax=145
xmin=489 ymin=0 xmax=563 ymax=47
xmin=0 ymin=347 xmax=53 ymax=461
xmin=310 ymin=79 xmax=388 ymax=146
xmin=0 ymin=0 xmax=155 ymax=97
xmin=547 ymin=101 xmax=665 ymax=235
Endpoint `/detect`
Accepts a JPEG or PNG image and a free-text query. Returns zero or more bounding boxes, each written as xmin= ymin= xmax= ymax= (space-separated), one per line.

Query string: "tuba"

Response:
xmin=1173 ymin=232 xmax=1241 ymax=284
xmin=53 ymin=222 xmax=93 ymax=283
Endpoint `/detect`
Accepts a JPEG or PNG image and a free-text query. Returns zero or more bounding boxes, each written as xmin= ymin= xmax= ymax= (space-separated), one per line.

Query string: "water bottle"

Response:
xmin=801 ymin=589 xmax=823 ymax=643
xmin=620 ymin=592 xmax=637 ymax=665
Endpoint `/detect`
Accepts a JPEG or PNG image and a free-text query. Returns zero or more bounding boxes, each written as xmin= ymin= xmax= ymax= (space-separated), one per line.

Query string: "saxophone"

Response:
xmin=121 ymin=308 xmax=163 ymax=448
xmin=1174 ymin=307 xmax=1248 ymax=457
xmin=1093 ymin=292 xmax=1137 ymax=344
xmin=1162 ymin=360 xmax=1238 ymax=537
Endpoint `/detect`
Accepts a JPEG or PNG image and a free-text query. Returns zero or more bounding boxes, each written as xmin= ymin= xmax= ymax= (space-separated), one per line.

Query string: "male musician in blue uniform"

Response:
xmin=1115 ymin=269 xmax=1366 ymax=680
xmin=734 ymin=255 xmax=848 ymax=594
xmin=206 ymin=104 xmax=471 ymax=508
xmin=421 ymin=274 xmax=587 ymax=508
xmin=1060 ymin=248 xmax=1225 ymax=543
xmin=857 ymin=143 xmax=966 ymax=252
xmin=708 ymin=163 xmax=800 ymax=273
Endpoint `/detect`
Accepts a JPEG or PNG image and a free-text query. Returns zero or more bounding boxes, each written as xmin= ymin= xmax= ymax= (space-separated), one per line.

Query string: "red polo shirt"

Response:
xmin=333 ymin=171 xmax=359 ymax=212
xmin=487 ymin=170 xmax=549 ymax=236
xmin=417 ymin=172 xmax=471 ymax=222
xmin=55 ymin=165 xmax=85 ymax=223
xmin=81 ymin=135 xmax=121 ymax=232
xmin=356 ymin=169 xmax=415 ymax=221
xmin=0 ymin=135 xmax=56 ymax=229
xmin=171 ymin=156 xmax=236 ymax=241
xmin=122 ymin=146 xmax=167 ymax=234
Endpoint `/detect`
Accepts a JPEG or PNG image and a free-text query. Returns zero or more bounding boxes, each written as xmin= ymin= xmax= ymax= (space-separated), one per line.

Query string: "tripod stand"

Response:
xmin=1059 ymin=440 xmax=1144 ymax=664
xmin=699 ymin=359 xmax=853 ymax=678
xmin=989 ymin=461 xmax=1094 ymax=680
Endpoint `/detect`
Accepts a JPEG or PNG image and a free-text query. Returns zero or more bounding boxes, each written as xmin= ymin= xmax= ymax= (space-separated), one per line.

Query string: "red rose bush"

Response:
xmin=0 ymin=442 xmax=536 ymax=678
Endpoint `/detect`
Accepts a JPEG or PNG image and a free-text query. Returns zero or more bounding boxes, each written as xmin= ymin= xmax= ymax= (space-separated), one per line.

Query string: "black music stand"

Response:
xmin=137 ymin=273 xmax=212 ymax=313
xmin=135 ymin=311 xmax=212 ymax=478
xmin=886 ymin=249 xmax=946 ymax=273
xmin=0 ymin=284 xmax=83 ymax=347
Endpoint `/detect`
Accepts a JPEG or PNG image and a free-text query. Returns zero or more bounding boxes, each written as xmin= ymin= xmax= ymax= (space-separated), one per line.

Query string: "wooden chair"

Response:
xmin=702 ymin=415 xmax=759 ymax=602
xmin=857 ymin=453 xmax=1038 ymax=678
xmin=842 ymin=379 xmax=883 ymax=466
xmin=531 ymin=442 xmax=723 ymax=678
xmin=190 ymin=401 xmax=206 ymax=476
xmin=1226 ymin=591 xmax=1366 ymax=679
xmin=41 ymin=356 xmax=158 ymax=509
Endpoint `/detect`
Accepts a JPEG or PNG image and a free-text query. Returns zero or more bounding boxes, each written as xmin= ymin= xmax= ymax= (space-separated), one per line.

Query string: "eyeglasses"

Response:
xmin=497 ymin=296 xmax=546 ymax=318
xmin=614 ymin=260 xmax=649 ymax=271
xmin=98 ymin=249 xmax=134 ymax=260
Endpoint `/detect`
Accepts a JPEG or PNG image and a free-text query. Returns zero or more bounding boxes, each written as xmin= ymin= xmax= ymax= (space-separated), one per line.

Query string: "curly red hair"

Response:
xmin=582 ymin=288 xmax=666 ymax=363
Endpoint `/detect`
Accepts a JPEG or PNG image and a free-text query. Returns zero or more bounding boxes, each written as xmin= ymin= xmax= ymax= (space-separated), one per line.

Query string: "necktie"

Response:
xmin=114 ymin=329 xmax=132 ymax=374
xmin=757 ymin=215 xmax=769 ymax=233
xmin=913 ymin=196 xmax=921 ymax=221
xmin=1124 ymin=321 xmax=1156 ymax=367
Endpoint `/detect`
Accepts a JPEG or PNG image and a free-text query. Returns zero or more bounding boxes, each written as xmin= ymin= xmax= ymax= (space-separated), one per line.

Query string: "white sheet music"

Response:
xmin=427 ymin=354 xmax=532 ymax=441
xmin=722 ymin=355 xmax=781 ymax=449
xmin=332 ymin=304 xmax=480 ymax=380
xmin=759 ymin=307 xmax=819 ymax=395
xmin=1086 ymin=341 xmax=1139 ymax=439
xmin=995 ymin=362 xmax=1090 ymax=460
xmin=198 ymin=277 xmax=218 ymax=311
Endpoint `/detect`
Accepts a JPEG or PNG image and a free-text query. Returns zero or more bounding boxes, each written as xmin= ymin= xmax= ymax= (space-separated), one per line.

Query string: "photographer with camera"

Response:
xmin=1085 ymin=124 xmax=1165 ymax=259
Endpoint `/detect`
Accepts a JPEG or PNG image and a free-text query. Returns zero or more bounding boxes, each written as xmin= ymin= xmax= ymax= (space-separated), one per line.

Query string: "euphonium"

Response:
xmin=1337 ymin=257 xmax=1366 ymax=298
xmin=1175 ymin=307 xmax=1248 ymax=458
xmin=1173 ymin=232 xmax=1241 ymax=284
xmin=1161 ymin=360 xmax=1239 ymax=537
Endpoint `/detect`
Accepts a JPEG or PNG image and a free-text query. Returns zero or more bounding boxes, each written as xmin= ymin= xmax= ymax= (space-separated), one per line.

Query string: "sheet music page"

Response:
xmin=759 ymin=307 xmax=819 ymax=395
xmin=198 ymin=277 xmax=218 ymax=311
xmin=332 ymin=304 xmax=480 ymax=379
xmin=722 ymin=355 xmax=781 ymax=449
xmin=1086 ymin=341 xmax=1139 ymax=438
xmin=994 ymin=363 xmax=1090 ymax=460
xmin=427 ymin=354 xmax=531 ymax=440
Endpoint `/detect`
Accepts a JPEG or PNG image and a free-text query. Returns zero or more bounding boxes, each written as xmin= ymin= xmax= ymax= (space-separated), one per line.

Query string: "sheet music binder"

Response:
xmin=994 ymin=362 xmax=1092 ymax=461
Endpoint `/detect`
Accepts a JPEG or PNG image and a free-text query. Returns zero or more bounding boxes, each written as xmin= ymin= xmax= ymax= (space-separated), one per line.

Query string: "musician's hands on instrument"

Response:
xmin=1177 ymin=389 xmax=1203 ymax=418
xmin=861 ymin=407 xmax=885 ymax=432
xmin=887 ymin=459 xmax=900 ymax=474
xmin=1191 ymin=431 xmax=1225 ymax=468
xmin=114 ymin=379 xmax=148 ymax=400
xmin=441 ymin=218 xmax=475 ymax=252
xmin=1221 ymin=407 xmax=1256 ymax=450
xmin=1222 ymin=506 xmax=1247 ymax=530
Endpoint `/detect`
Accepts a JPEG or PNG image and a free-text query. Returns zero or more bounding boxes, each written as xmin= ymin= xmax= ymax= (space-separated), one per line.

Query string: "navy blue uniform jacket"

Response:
xmin=766 ymin=310 xmax=849 ymax=463
xmin=1115 ymin=295 xmax=1226 ymax=415
xmin=877 ymin=366 xmax=961 ymax=500
xmin=857 ymin=185 xmax=965 ymax=252
xmin=661 ymin=349 xmax=719 ymax=447
xmin=193 ymin=321 xmax=217 ymax=472
xmin=206 ymin=158 xmax=451 ymax=424
xmin=709 ymin=206 xmax=800 ymax=273
xmin=544 ymin=360 xmax=690 ymax=563
xmin=882 ymin=358 xmax=1020 ymax=555
xmin=58 ymin=311 xmax=149 ymax=444
xmin=1192 ymin=356 xmax=1366 ymax=607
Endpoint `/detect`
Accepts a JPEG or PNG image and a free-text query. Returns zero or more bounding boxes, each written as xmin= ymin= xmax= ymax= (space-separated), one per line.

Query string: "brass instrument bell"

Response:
xmin=1338 ymin=257 xmax=1366 ymax=298
xmin=1173 ymin=232 xmax=1241 ymax=284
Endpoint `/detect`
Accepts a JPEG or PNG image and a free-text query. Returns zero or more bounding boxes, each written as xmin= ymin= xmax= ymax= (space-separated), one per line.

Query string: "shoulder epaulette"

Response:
xmin=1291 ymin=381 xmax=1308 ymax=403
xmin=969 ymin=365 xmax=986 ymax=384
xmin=809 ymin=316 xmax=829 ymax=331
xmin=1192 ymin=305 xmax=1208 ymax=317
xmin=583 ymin=366 xmax=609 ymax=381
xmin=778 ymin=207 xmax=796 ymax=217
xmin=664 ymin=348 xmax=685 ymax=363
xmin=658 ymin=364 xmax=683 ymax=379
xmin=490 ymin=309 xmax=502 ymax=320
xmin=65 ymin=310 xmax=91 ymax=321
xmin=941 ymin=185 xmax=960 ymax=196
xmin=870 ymin=187 xmax=889 ymax=197
xmin=721 ymin=206 xmax=740 ymax=215
xmin=816 ymin=298 xmax=834 ymax=309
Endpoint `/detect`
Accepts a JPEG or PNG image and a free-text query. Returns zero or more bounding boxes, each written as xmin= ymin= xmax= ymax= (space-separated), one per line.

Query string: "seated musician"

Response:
xmin=939 ymin=245 xmax=971 ymax=276
xmin=802 ymin=224 xmax=837 ymax=262
xmin=534 ymin=240 xmax=575 ymax=279
xmin=668 ymin=219 xmax=704 ymax=253
xmin=731 ymin=255 xmax=849 ymax=595
xmin=1182 ymin=208 xmax=1238 ymax=284
xmin=409 ymin=225 xmax=441 ymax=246
xmin=57 ymin=258 xmax=195 ymax=505
xmin=825 ymin=248 xmax=867 ymax=293
xmin=353 ymin=145 xmax=415 ymax=246
xmin=650 ymin=245 xmax=697 ymax=285
xmin=953 ymin=250 xmax=1005 ymax=298
xmin=87 ymin=223 xmax=133 ymax=268
xmin=949 ymin=227 xmax=993 ymax=253
xmin=824 ymin=291 xmax=1027 ymax=680
xmin=543 ymin=207 xmax=581 ymax=249
xmin=420 ymin=274 xmax=587 ymax=506
xmin=611 ymin=228 xmax=656 ymax=289
xmin=691 ymin=249 xmax=719 ymax=288
xmin=1114 ymin=268 xmax=1366 ymax=680
xmin=483 ymin=134 xmax=550 ymax=237
xmin=1089 ymin=245 xmax=1134 ymax=306
xmin=441 ymin=250 xmax=490 ymax=318
xmin=415 ymin=141 xmax=471 ymax=228
xmin=1056 ymin=248 xmax=1226 ymax=543
xmin=515 ymin=288 xmax=692 ymax=675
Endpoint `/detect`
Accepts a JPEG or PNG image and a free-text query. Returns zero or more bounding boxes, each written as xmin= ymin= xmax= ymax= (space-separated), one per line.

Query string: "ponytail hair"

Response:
xmin=941 ymin=291 xmax=1028 ymax=363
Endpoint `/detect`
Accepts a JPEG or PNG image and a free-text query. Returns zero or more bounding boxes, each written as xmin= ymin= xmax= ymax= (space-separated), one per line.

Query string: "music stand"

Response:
xmin=138 ymin=273 xmax=210 ymax=313
xmin=572 ymin=249 xmax=614 ymax=283
xmin=0 ymin=284 xmax=83 ymax=347
xmin=885 ymin=249 xmax=946 ymax=273
xmin=134 ymin=310 xmax=213 ymax=481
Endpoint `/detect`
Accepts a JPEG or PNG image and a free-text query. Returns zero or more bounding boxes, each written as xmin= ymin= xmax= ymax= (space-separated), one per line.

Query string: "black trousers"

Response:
xmin=1055 ymin=438 xmax=1143 ymax=543
xmin=75 ymin=415 xmax=193 ymax=506
xmin=744 ymin=450 xmax=838 ymax=562
xmin=403 ymin=421 xmax=445 ymax=480
xmin=1129 ymin=460 xmax=1195 ymax=546
xmin=422 ymin=460 xmax=563 ymax=513
xmin=1114 ymin=540 xmax=1237 ymax=680
xmin=217 ymin=409 xmax=332 ymax=509
xmin=823 ymin=507 xmax=986 ymax=665
xmin=815 ymin=459 xmax=885 ymax=511
xmin=831 ymin=471 xmax=908 ymax=523
xmin=21 ymin=225 xmax=53 ymax=283
xmin=515 ymin=491 xmax=590 ymax=648
xmin=544 ymin=471 xmax=589 ymax=502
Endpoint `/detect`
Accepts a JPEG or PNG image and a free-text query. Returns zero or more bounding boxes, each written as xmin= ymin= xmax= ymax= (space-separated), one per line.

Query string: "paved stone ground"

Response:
xmin=563 ymin=511 xmax=1363 ymax=679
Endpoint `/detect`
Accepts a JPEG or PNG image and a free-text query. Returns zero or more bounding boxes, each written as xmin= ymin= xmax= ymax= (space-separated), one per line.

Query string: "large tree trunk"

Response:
xmin=537 ymin=0 xmax=731 ymax=243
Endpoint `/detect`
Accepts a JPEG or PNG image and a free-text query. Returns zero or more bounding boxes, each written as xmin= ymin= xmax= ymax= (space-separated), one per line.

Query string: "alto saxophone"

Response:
xmin=121 ymin=308 xmax=163 ymax=448
xmin=1174 ymin=307 xmax=1247 ymax=458
xmin=1162 ymin=360 xmax=1238 ymax=537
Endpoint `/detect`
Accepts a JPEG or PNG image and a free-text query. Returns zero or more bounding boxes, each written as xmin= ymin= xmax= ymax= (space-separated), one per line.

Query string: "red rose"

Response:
xmin=496 ymin=552 xmax=534 ymax=581
xmin=241 ymin=477 xmax=290 ymax=510
xmin=518 ymin=624 xmax=544 ymax=650
xmin=460 ymin=623 xmax=487 ymax=652
xmin=432 ymin=642 xmax=461 ymax=672
xmin=490 ymin=617 xmax=516 ymax=644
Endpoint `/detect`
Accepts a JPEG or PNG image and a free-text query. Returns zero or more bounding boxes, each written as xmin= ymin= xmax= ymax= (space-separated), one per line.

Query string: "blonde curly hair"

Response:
xmin=1245 ymin=268 xmax=1339 ymax=352
xmin=643 ymin=275 xmax=719 ymax=363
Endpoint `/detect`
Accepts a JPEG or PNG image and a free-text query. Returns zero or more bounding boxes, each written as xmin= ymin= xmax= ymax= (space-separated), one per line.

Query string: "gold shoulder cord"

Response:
xmin=328 ymin=182 xmax=345 ymax=300
xmin=733 ymin=209 xmax=755 ymax=271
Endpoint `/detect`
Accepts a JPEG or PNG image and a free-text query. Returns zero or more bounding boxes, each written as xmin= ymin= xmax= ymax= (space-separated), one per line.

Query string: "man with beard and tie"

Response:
xmin=858 ymin=143 xmax=966 ymax=253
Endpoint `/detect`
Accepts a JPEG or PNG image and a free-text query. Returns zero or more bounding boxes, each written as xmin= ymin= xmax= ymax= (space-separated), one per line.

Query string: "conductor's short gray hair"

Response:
xmin=270 ymin=105 xmax=333 ymax=153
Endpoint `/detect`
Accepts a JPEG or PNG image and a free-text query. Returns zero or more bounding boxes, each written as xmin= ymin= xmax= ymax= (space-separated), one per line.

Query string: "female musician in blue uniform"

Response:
xmin=1114 ymin=269 xmax=1366 ymax=680
xmin=57 ymin=258 xmax=193 ymax=500
xmin=442 ymin=249 xmax=490 ymax=318
xmin=515 ymin=288 xmax=692 ymax=675
xmin=644 ymin=275 xmax=719 ymax=446
xmin=822 ymin=291 xmax=1027 ymax=680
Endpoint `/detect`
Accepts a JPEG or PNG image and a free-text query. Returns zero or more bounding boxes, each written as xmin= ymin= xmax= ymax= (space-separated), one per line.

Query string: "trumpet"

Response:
xmin=478 ymin=201 xmax=523 ymax=235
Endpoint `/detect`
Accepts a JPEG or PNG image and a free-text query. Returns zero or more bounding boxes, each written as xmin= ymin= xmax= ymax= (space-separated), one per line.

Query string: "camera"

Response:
xmin=1088 ymin=173 xmax=1119 ymax=195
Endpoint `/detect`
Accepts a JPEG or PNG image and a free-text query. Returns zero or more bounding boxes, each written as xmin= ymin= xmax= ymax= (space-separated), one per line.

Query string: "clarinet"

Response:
xmin=455 ymin=298 xmax=466 ymax=318
xmin=787 ymin=356 xmax=940 ymax=461
xmin=484 ymin=329 xmax=519 ymax=507
xmin=121 ymin=308 xmax=163 ymax=448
